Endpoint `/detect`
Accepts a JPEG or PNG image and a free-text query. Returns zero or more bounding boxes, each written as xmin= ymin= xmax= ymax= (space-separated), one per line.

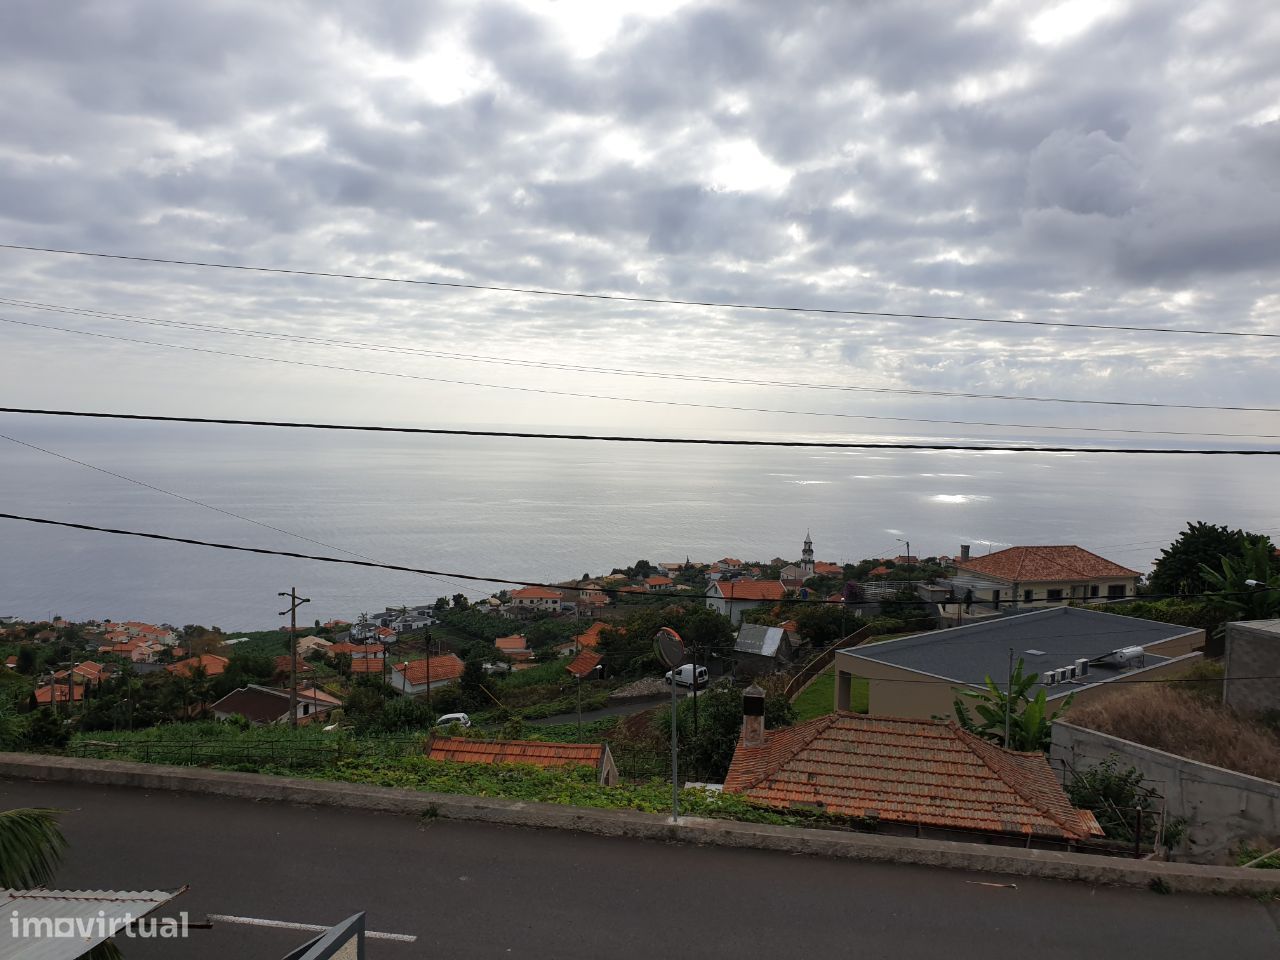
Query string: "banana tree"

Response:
xmin=1199 ymin=540 xmax=1280 ymax=624
xmin=953 ymin=658 xmax=1072 ymax=751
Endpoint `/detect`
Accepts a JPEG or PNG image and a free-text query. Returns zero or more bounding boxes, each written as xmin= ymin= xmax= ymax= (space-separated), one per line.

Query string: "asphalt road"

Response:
xmin=1 ymin=779 xmax=1276 ymax=960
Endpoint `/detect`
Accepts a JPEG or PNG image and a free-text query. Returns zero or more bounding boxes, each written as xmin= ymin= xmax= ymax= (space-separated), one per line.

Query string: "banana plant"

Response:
xmin=953 ymin=658 xmax=1072 ymax=751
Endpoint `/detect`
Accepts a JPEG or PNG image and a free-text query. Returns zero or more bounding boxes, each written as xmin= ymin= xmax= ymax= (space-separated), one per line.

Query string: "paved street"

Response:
xmin=1 ymin=778 xmax=1276 ymax=959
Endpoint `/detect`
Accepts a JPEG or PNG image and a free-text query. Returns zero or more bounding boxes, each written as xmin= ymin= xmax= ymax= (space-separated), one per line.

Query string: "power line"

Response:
xmin=6 ymin=295 xmax=1277 ymax=415
xmin=0 ymin=432 xmax=470 ymax=594
xmin=2 ymin=241 xmax=1277 ymax=340
xmin=2 ymin=512 xmax=1275 ymax=610
xmin=6 ymin=316 xmax=1280 ymax=442
xmin=3 ymin=406 xmax=1279 ymax=454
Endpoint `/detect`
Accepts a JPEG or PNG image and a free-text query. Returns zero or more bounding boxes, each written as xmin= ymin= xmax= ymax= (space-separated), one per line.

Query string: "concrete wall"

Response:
xmin=1224 ymin=620 xmax=1280 ymax=715
xmin=1051 ymin=721 xmax=1280 ymax=864
xmin=4 ymin=752 xmax=1277 ymax=895
xmin=837 ymin=648 xmax=1204 ymax=721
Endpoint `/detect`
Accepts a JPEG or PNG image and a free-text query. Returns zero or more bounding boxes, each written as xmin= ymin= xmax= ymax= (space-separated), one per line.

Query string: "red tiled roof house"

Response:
xmin=952 ymin=545 xmax=1141 ymax=608
xmin=389 ymin=653 xmax=466 ymax=697
xmin=724 ymin=686 xmax=1102 ymax=847
xmin=507 ymin=586 xmax=565 ymax=616
xmin=705 ymin=579 xmax=787 ymax=625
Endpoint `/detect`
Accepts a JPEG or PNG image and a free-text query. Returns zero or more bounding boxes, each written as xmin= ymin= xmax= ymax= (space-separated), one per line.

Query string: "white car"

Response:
xmin=664 ymin=665 xmax=709 ymax=688
xmin=434 ymin=712 xmax=471 ymax=728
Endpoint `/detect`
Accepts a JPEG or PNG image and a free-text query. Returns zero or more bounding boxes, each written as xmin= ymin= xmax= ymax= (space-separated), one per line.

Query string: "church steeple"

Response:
xmin=801 ymin=531 xmax=814 ymax=576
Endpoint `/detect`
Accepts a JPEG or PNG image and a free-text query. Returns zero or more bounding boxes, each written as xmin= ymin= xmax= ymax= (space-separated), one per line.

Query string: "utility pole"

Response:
xmin=278 ymin=588 xmax=310 ymax=728
xmin=1003 ymin=647 xmax=1013 ymax=748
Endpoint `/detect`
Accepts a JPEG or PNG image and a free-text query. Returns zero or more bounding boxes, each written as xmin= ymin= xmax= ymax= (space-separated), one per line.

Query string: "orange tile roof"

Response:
xmin=429 ymin=736 xmax=605 ymax=771
xmin=166 ymin=654 xmax=229 ymax=678
xmin=510 ymin=587 xmax=564 ymax=600
xmin=350 ymin=657 xmax=386 ymax=674
xmin=566 ymin=649 xmax=603 ymax=679
xmin=328 ymin=642 xmax=382 ymax=657
xmin=813 ymin=562 xmax=843 ymax=576
xmin=35 ymin=683 xmax=86 ymax=704
xmin=495 ymin=635 xmax=529 ymax=652
xmin=955 ymin=546 xmax=1140 ymax=583
xmin=724 ymin=713 xmax=1103 ymax=841
xmin=574 ymin=622 xmax=610 ymax=649
xmin=778 ymin=620 xmax=799 ymax=634
xmin=394 ymin=653 xmax=465 ymax=686
xmin=645 ymin=576 xmax=674 ymax=586
xmin=713 ymin=580 xmax=786 ymax=601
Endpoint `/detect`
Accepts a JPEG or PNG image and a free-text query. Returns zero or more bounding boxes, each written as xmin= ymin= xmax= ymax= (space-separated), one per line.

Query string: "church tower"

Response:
xmin=801 ymin=531 xmax=814 ymax=577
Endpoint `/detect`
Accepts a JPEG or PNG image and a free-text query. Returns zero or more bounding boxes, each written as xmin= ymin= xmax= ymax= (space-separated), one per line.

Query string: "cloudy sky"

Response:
xmin=1 ymin=0 xmax=1279 ymax=445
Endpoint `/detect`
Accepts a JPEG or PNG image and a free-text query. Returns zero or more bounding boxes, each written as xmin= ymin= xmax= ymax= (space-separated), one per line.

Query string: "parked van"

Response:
xmin=664 ymin=664 xmax=709 ymax=688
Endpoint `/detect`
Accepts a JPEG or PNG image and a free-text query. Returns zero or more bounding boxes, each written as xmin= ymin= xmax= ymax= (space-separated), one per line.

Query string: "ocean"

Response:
xmin=0 ymin=419 xmax=1275 ymax=631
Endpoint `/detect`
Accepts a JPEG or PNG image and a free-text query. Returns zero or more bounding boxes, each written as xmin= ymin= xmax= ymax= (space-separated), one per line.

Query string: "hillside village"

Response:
xmin=2 ymin=523 xmax=1278 ymax=866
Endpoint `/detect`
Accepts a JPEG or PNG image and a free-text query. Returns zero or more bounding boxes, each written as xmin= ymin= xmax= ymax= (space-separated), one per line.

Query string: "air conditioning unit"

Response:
xmin=1074 ymin=658 xmax=1090 ymax=678
xmin=1055 ymin=667 xmax=1068 ymax=684
xmin=1042 ymin=671 xmax=1056 ymax=686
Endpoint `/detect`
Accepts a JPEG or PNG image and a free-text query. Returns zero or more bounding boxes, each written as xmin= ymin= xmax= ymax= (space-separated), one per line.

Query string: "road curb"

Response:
xmin=2 ymin=752 xmax=1277 ymax=897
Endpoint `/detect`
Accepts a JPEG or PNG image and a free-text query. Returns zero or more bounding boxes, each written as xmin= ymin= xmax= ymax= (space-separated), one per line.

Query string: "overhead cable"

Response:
xmin=2 ymin=406 xmax=1278 ymax=454
xmin=2 ymin=241 xmax=1277 ymax=339
xmin=4 ymin=317 xmax=1279 ymax=441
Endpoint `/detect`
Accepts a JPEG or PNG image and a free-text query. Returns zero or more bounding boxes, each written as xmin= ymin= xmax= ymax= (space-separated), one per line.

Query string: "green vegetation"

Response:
xmin=657 ymin=685 xmax=794 ymax=782
xmin=1236 ymin=847 xmax=1280 ymax=869
xmin=1148 ymin=521 xmax=1277 ymax=597
xmin=952 ymin=658 xmax=1070 ymax=752
xmin=69 ymin=722 xmax=875 ymax=833
xmin=1065 ymin=755 xmax=1185 ymax=852
xmin=791 ymin=668 xmax=868 ymax=722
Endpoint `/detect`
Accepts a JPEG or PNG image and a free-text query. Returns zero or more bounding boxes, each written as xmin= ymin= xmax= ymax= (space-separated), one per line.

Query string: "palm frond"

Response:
xmin=0 ymin=807 xmax=66 ymax=888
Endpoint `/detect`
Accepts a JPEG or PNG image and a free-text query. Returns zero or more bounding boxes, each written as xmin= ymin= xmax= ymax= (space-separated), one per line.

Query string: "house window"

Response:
xmin=1090 ymin=585 xmax=1100 ymax=598
xmin=1108 ymin=584 xmax=1127 ymax=599
xmin=1023 ymin=590 xmax=1033 ymax=602
xmin=1046 ymin=589 xmax=1064 ymax=602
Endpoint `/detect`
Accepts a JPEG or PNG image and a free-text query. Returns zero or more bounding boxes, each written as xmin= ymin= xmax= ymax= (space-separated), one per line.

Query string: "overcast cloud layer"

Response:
xmin=1 ymin=0 xmax=1279 ymax=443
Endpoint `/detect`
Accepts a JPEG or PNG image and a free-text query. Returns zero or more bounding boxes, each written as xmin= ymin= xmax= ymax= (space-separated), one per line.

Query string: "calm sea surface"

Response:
xmin=0 ymin=420 xmax=1275 ymax=630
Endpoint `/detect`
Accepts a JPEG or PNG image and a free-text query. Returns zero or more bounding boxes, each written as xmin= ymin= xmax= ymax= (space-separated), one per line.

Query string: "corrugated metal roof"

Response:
xmin=0 ymin=888 xmax=183 ymax=960
xmin=735 ymin=624 xmax=784 ymax=657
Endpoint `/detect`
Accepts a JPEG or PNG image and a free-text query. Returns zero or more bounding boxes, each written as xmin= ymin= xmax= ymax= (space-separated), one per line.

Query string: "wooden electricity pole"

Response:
xmin=278 ymin=588 xmax=310 ymax=728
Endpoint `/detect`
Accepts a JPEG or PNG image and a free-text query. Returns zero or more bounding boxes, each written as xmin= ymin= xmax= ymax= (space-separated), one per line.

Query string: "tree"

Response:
xmin=1199 ymin=539 xmax=1280 ymax=625
xmin=1149 ymin=521 xmax=1276 ymax=596
xmin=459 ymin=656 xmax=487 ymax=708
xmin=952 ymin=659 xmax=1071 ymax=752
xmin=451 ymin=594 xmax=470 ymax=611
xmin=659 ymin=685 xmax=795 ymax=782
xmin=14 ymin=645 xmax=37 ymax=675
xmin=432 ymin=597 xmax=449 ymax=614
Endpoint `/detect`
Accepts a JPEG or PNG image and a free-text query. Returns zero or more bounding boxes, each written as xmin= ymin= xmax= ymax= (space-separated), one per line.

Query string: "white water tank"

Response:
xmin=1108 ymin=646 xmax=1145 ymax=667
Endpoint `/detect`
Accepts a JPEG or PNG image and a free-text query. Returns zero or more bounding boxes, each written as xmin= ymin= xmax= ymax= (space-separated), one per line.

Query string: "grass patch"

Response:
xmin=791 ymin=668 xmax=867 ymax=722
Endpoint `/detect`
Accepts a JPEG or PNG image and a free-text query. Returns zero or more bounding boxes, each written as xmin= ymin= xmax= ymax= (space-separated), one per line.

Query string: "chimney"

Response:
xmin=742 ymin=683 xmax=766 ymax=748
xmin=960 ymin=544 xmax=971 ymax=561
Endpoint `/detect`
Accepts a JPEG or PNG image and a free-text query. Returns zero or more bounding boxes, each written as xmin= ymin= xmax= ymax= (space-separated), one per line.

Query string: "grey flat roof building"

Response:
xmin=841 ymin=606 xmax=1202 ymax=703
